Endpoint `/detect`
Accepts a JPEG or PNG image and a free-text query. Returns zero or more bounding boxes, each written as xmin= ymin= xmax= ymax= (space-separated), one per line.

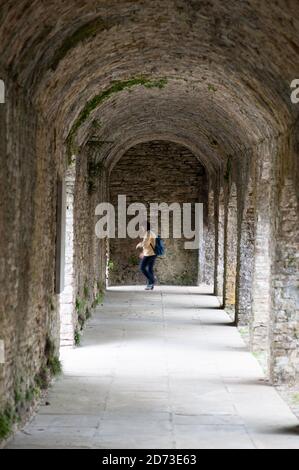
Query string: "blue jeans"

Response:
xmin=140 ymin=256 xmax=157 ymax=286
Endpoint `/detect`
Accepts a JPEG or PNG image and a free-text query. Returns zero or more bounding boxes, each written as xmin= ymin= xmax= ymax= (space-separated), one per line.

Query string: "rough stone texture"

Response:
xmin=250 ymin=142 xmax=275 ymax=355
xmin=203 ymin=185 xmax=215 ymax=287
xmin=235 ymin=157 xmax=255 ymax=326
xmin=0 ymin=81 xmax=62 ymax=414
xmin=73 ymin=146 xmax=107 ymax=336
xmin=0 ymin=0 xmax=299 ymax=445
xmin=223 ymin=182 xmax=238 ymax=319
xmin=215 ymin=186 xmax=225 ymax=303
xmin=59 ymin=163 xmax=76 ymax=347
xmin=109 ymin=141 xmax=207 ymax=286
xmin=270 ymin=136 xmax=299 ymax=385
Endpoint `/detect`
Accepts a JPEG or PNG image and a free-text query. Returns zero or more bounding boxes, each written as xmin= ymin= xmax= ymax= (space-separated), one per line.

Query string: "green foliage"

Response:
xmin=87 ymin=157 xmax=104 ymax=195
xmin=45 ymin=336 xmax=62 ymax=376
xmin=208 ymin=83 xmax=217 ymax=92
xmin=0 ymin=410 xmax=13 ymax=440
xmin=108 ymin=260 xmax=116 ymax=272
xmin=25 ymin=386 xmax=40 ymax=403
xmin=75 ymin=330 xmax=81 ymax=347
xmin=14 ymin=388 xmax=23 ymax=405
xmin=84 ymin=283 xmax=90 ymax=299
xmin=0 ymin=338 xmax=62 ymax=442
xmin=93 ymin=292 xmax=104 ymax=307
xmin=35 ymin=368 xmax=49 ymax=391
xmin=47 ymin=356 xmax=62 ymax=377
xmin=76 ymin=297 xmax=86 ymax=314
xmin=128 ymin=255 xmax=139 ymax=266
xmin=66 ymin=76 xmax=168 ymax=160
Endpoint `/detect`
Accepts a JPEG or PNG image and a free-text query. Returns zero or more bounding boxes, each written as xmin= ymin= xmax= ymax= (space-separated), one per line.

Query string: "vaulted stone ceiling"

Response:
xmin=1 ymin=0 xmax=298 ymax=171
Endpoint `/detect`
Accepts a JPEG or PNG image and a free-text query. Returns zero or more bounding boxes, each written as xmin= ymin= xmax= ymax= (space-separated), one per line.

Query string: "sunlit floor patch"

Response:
xmin=7 ymin=286 xmax=299 ymax=449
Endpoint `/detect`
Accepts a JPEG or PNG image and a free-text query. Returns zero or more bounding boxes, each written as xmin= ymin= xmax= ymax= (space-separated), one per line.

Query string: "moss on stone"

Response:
xmin=128 ymin=255 xmax=139 ymax=266
xmin=87 ymin=157 xmax=104 ymax=195
xmin=51 ymin=17 xmax=107 ymax=71
xmin=35 ymin=368 xmax=49 ymax=391
xmin=208 ymin=83 xmax=217 ymax=92
xmin=47 ymin=356 xmax=62 ymax=376
xmin=76 ymin=297 xmax=86 ymax=314
xmin=14 ymin=388 xmax=23 ymax=405
xmin=74 ymin=330 xmax=81 ymax=346
xmin=45 ymin=336 xmax=62 ymax=377
xmin=0 ymin=410 xmax=13 ymax=440
xmin=84 ymin=283 xmax=89 ymax=299
xmin=66 ymin=77 xmax=168 ymax=161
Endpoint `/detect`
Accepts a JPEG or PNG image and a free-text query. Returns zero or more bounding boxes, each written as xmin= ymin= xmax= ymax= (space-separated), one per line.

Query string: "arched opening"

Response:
xmin=1 ymin=0 xmax=299 ymax=449
xmin=108 ymin=140 xmax=209 ymax=287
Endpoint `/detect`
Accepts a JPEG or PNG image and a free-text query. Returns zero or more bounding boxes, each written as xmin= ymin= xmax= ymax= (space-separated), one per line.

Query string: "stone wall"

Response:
xmin=223 ymin=182 xmax=238 ymax=319
xmin=0 ymin=82 xmax=63 ymax=423
xmin=215 ymin=185 xmax=225 ymax=303
xmin=203 ymin=185 xmax=216 ymax=287
xmin=0 ymin=1 xmax=299 ymax=444
xmin=235 ymin=156 xmax=255 ymax=326
xmin=270 ymin=136 xmax=299 ymax=385
xmin=73 ymin=145 xmax=108 ymax=343
xmin=109 ymin=141 xmax=207 ymax=286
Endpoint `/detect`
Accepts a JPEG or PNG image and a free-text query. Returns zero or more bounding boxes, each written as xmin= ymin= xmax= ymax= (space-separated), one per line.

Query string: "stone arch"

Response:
xmin=108 ymin=140 xmax=208 ymax=286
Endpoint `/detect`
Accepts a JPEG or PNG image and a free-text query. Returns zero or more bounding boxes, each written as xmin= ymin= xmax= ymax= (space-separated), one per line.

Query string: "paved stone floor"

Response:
xmin=7 ymin=287 xmax=299 ymax=449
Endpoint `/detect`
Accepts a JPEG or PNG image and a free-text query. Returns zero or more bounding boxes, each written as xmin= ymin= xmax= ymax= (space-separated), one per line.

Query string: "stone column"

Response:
xmin=223 ymin=182 xmax=238 ymax=320
xmin=203 ymin=183 xmax=216 ymax=288
xmin=235 ymin=158 xmax=255 ymax=326
xmin=59 ymin=162 xmax=76 ymax=348
xmin=215 ymin=186 xmax=225 ymax=304
xmin=270 ymin=136 xmax=299 ymax=385
xmin=250 ymin=142 xmax=274 ymax=355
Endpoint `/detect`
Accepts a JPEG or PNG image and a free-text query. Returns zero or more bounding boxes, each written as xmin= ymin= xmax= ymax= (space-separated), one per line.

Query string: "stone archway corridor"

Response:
xmin=0 ymin=0 xmax=299 ymax=451
xmin=7 ymin=287 xmax=299 ymax=449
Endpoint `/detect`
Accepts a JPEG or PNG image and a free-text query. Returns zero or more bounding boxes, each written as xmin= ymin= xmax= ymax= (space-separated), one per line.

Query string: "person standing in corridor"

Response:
xmin=137 ymin=222 xmax=157 ymax=291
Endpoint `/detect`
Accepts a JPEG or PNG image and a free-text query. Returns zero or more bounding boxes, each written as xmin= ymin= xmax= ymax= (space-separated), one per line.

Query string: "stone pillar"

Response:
xmin=235 ymin=160 xmax=255 ymax=326
xmin=59 ymin=162 xmax=76 ymax=348
xmin=250 ymin=143 xmax=274 ymax=355
xmin=203 ymin=184 xmax=216 ymax=288
xmin=223 ymin=182 xmax=238 ymax=320
xmin=215 ymin=186 xmax=225 ymax=304
xmin=270 ymin=136 xmax=299 ymax=385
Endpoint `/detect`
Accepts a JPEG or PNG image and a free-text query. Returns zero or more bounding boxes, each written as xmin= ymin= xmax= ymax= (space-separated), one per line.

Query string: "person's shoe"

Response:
xmin=145 ymin=285 xmax=154 ymax=291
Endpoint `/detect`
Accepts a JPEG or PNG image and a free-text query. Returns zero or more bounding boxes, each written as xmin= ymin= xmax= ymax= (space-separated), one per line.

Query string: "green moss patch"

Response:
xmin=0 ymin=410 xmax=13 ymax=440
xmin=51 ymin=17 xmax=107 ymax=71
xmin=66 ymin=77 xmax=168 ymax=161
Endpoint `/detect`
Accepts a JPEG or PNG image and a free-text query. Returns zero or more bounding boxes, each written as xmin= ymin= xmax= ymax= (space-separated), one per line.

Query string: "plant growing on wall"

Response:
xmin=87 ymin=155 xmax=104 ymax=195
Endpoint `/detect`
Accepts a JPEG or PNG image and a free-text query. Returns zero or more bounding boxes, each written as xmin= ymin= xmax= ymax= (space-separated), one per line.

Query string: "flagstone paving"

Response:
xmin=7 ymin=286 xmax=299 ymax=449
